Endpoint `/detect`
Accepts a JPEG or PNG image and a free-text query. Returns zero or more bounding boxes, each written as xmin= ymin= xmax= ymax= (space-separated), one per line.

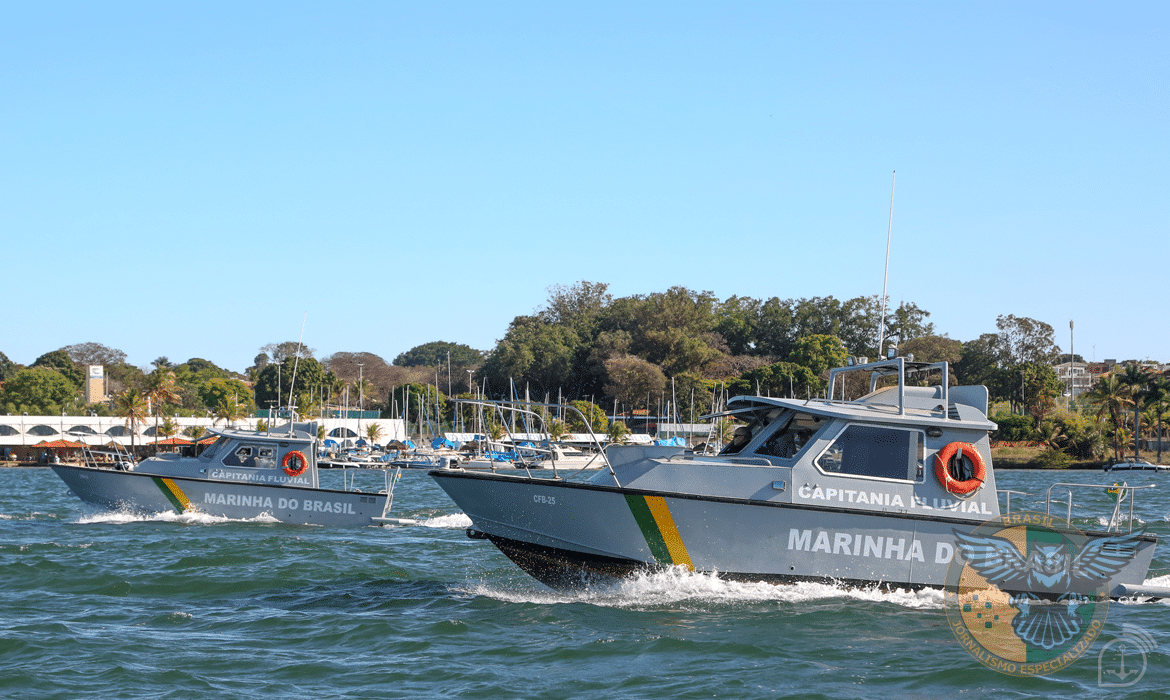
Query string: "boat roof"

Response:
xmin=206 ymin=421 xmax=318 ymax=443
xmin=724 ymin=358 xmax=997 ymax=432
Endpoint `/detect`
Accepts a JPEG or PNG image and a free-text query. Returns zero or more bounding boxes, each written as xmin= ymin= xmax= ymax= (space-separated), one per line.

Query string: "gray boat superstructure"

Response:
xmin=53 ymin=421 xmax=402 ymax=525
xmin=432 ymin=358 xmax=1162 ymax=596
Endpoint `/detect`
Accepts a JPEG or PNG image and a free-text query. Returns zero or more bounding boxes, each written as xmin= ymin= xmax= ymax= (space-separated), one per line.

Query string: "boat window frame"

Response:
xmin=718 ymin=407 xmax=788 ymax=456
xmin=198 ymin=436 xmax=231 ymax=462
xmin=811 ymin=421 xmax=926 ymax=483
xmin=752 ymin=410 xmax=828 ymax=462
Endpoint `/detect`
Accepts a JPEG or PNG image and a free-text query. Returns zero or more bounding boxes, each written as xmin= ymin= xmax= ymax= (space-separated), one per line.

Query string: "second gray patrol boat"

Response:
xmin=53 ymin=421 xmax=401 ymax=525
xmin=432 ymin=357 xmax=1163 ymax=597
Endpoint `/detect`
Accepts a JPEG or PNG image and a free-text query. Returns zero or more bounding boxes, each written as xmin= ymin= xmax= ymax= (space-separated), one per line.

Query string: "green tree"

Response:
xmin=1085 ymin=375 xmax=1134 ymax=461
xmin=365 ymin=422 xmax=385 ymax=443
xmin=1118 ymin=364 xmax=1152 ymax=460
xmin=739 ymin=361 xmax=820 ymax=399
xmin=480 ymin=316 xmax=580 ymax=397
xmin=393 ymin=341 xmax=485 ymax=368
xmin=996 ymin=315 xmax=1060 ymax=366
xmin=899 ymin=335 xmax=963 ymax=364
xmin=1 ymin=367 xmax=78 ymax=414
xmin=0 ymin=350 xmax=17 ymax=381
xmin=568 ymin=400 xmax=607 ymax=433
xmin=1021 ymin=362 xmax=1062 ymax=425
xmin=787 ymin=334 xmax=848 ymax=378
xmin=539 ymin=281 xmax=612 ymax=332
xmin=260 ymin=341 xmax=316 ymax=363
xmin=145 ymin=370 xmax=182 ymax=454
xmin=31 ymin=350 xmax=84 ymax=390
xmin=714 ymin=295 xmax=761 ymax=356
xmin=183 ymin=425 xmax=207 ymax=440
xmin=114 ymin=388 xmax=150 ymax=453
xmin=158 ymin=416 xmax=179 ymax=439
xmin=547 ymin=419 xmax=569 ymax=442
xmin=606 ymin=419 xmax=631 ymax=445
xmin=199 ymin=378 xmax=257 ymax=417
xmin=213 ymin=395 xmax=246 ymax=426
xmin=60 ymin=342 xmax=128 ymax=367
xmin=603 ymin=355 xmax=667 ymax=412
xmin=1144 ymin=375 xmax=1170 ymax=462
xmin=254 ymin=357 xmax=333 ymax=414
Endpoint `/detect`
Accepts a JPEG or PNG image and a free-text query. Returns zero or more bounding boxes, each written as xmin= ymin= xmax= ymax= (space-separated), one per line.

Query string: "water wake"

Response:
xmin=76 ymin=509 xmax=280 ymax=526
xmin=420 ymin=513 xmax=473 ymax=529
xmin=465 ymin=566 xmax=946 ymax=610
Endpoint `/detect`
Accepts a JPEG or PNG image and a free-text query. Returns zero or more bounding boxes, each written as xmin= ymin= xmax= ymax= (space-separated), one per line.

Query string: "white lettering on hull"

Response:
xmin=797 ymin=485 xmax=992 ymax=515
xmin=201 ymin=492 xmax=358 ymax=515
xmin=788 ymin=528 xmax=951 ymax=563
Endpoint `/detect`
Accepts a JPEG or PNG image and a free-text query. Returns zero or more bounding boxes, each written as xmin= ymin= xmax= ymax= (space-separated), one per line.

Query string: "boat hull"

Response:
xmin=52 ymin=464 xmax=388 ymax=526
xmin=431 ymin=471 xmax=1157 ymax=594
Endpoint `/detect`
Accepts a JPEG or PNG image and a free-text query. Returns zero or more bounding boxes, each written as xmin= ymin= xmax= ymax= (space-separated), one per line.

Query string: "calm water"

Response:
xmin=2 ymin=467 xmax=1167 ymax=700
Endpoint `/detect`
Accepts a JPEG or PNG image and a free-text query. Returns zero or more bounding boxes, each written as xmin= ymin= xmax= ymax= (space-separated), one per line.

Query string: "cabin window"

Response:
xmin=719 ymin=408 xmax=784 ymax=455
xmin=815 ymin=424 xmax=924 ymax=481
xmin=236 ymin=447 xmax=253 ymax=458
xmin=199 ymin=436 xmax=230 ymax=461
xmin=258 ymin=448 xmax=274 ymax=458
xmin=757 ymin=412 xmax=822 ymax=459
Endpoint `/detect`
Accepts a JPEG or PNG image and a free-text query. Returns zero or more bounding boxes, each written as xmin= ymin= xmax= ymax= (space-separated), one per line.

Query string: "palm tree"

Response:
xmin=158 ymin=416 xmax=178 ymax=439
xmin=1118 ymin=365 xmax=1151 ymax=460
xmin=1085 ymin=374 xmax=1133 ymax=460
xmin=548 ymin=419 xmax=569 ymax=443
xmin=114 ymin=388 xmax=150 ymax=456
xmin=213 ymin=395 xmax=245 ymax=427
xmin=606 ymin=419 xmax=631 ymax=445
xmin=145 ymin=371 xmax=181 ymax=454
xmin=1144 ymin=375 xmax=1170 ymax=463
xmin=182 ymin=425 xmax=206 ymax=440
xmin=365 ymin=422 xmax=384 ymax=444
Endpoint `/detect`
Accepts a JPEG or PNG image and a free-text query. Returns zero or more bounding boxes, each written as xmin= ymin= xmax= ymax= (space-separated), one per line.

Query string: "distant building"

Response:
xmin=1055 ymin=361 xmax=1093 ymax=398
xmin=84 ymin=365 xmax=106 ymax=404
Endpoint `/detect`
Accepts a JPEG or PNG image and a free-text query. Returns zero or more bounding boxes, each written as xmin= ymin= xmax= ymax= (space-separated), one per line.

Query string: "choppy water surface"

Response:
xmin=2 ymin=467 xmax=1167 ymax=699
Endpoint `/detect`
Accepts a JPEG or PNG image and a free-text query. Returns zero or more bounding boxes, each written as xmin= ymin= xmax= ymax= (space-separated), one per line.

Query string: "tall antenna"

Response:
xmin=287 ymin=312 xmax=308 ymax=417
xmin=877 ymin=171 xmax=896 ymax=356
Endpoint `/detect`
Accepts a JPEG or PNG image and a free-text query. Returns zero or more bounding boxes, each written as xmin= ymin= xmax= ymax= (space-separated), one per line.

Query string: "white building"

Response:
xmin=0 ymin=414 xmax=406 ymax=449
xmin=1054 ymin=361 xmax=1093 ymax=398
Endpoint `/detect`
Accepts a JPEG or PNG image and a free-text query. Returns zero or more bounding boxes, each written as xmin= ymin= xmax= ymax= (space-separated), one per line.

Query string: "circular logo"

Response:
xmin=943 ymin=512 xmax=1116 ymax=676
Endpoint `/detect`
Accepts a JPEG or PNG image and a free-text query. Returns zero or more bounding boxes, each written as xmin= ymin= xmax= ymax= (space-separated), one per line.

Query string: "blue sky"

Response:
xmin=3 ymin=2 xmax=1166 ymax=372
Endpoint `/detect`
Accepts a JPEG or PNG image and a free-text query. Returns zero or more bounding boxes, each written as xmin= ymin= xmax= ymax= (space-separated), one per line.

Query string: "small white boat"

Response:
xmin=1103 ymin=461 xmax=1170 ymax=472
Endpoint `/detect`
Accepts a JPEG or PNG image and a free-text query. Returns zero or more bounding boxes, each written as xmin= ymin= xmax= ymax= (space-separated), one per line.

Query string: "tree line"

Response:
xmin=1 ymin=282 xmax=1150 ymax=455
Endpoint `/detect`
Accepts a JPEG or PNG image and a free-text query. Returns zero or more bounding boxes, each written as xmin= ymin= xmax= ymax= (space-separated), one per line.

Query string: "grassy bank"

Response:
xmin=991 ymin=444 xmax=1170 ymax=469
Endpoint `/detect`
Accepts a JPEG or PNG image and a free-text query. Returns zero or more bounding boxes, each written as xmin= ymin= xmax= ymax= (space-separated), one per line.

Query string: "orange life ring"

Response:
xmin=934 ymin=442 xmax=986 ymax=495
xmin=282 ymin=450 xmax=308 ymax=476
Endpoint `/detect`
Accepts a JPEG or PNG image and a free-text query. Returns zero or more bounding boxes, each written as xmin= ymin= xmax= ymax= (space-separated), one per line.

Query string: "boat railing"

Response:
xmin=453 ymin=399 xmax=615 ymax=482
xmin=827 ymin=357 xmax=949 ymax=417
xmin=81 ymin=442 xmax=136 ymax=470
xmin=997 ymin=489 xmax=1028 ymax=514
xmin=1044 ymin=482 xmax=1156 ymax=533
xmin=380 ymin=465 xmax=403 ymax=519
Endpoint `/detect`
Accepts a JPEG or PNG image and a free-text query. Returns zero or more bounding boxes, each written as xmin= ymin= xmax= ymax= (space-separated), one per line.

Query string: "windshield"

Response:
xmin=756 ymin=411 xmax=823 ymax=459
xmin=719 ymin=407 xmax=784 ymax=455
xmin=198 ymin=436 xmax=230 ymax=462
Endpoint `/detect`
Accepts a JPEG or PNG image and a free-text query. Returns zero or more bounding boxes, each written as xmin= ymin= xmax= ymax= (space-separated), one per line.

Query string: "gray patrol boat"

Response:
xmin=53 ymin=421 xmax=402 ymax=526
xmin=432 ymin=357 xmax=1165 ymax=597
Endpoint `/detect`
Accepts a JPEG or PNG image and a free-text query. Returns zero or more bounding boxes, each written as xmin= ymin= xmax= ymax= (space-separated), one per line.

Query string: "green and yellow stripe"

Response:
xmin=625 ymin=494 xmax=693 ymax=569
xmin=152 ymin=477 xmax=192 ymax=513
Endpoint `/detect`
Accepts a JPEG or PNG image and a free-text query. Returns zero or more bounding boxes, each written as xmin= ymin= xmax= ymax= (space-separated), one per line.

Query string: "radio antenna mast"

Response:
xmin=287 ymin=313 xmax=308 ymax=425
xmin=877 ymin=171 xmax=895 ymax=357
